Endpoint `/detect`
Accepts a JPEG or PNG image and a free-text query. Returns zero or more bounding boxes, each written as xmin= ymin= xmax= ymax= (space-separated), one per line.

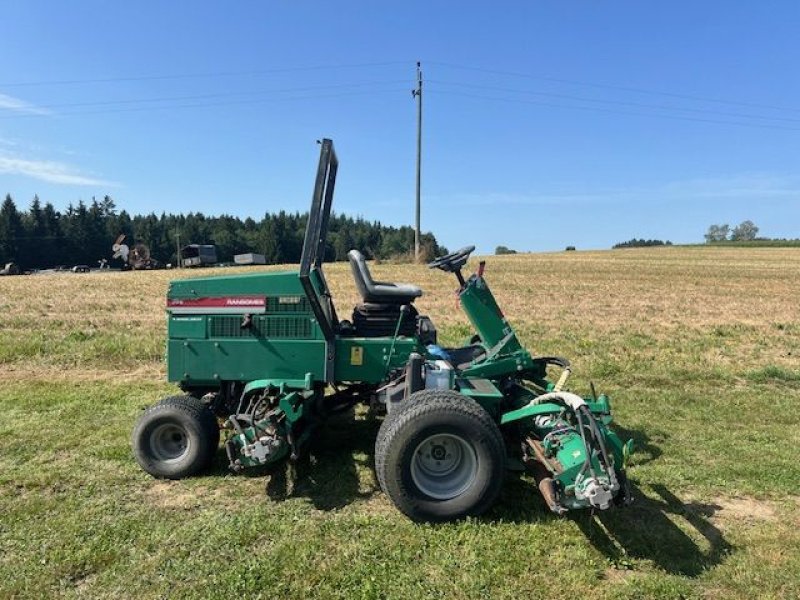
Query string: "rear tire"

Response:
xmin=375 ymin=390 xmax=505 ymax=522
xmin=132 ymin=395 xmax=219 ymax=479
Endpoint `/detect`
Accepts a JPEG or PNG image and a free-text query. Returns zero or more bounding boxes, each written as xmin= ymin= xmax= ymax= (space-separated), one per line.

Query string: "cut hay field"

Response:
xmin=1 ymin=246 xmax=799 ymax=599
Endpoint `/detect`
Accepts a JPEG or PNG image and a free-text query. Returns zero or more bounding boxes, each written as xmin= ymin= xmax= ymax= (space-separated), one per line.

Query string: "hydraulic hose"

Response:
xmin=583 ymin=406 xmax=618 ymax=487
xmin=526 ymin=391 xmax=587 ymax=411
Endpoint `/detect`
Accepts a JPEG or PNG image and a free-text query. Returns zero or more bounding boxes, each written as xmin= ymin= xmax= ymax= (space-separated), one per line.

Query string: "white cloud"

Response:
xmin=0 ymin=154 xmax=116 ymax=186
xmin=0 ymin=92 xmax=50 ymax=115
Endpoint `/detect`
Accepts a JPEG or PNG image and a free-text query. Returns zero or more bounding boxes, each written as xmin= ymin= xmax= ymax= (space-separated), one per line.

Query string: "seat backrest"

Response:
xmin=348 ymin=249 xmax=372 ymax=300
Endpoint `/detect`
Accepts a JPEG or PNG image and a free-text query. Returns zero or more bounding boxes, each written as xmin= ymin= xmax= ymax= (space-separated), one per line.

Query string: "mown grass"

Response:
xmin=1 ymin=246 xmax=799 ymax=599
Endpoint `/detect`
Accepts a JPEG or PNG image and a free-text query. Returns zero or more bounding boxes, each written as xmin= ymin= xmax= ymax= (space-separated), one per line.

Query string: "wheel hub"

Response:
xmin=150 ymin=423 xmax=190 ymax=462
xmin=410 ymin=433 xmax=478 ymax=500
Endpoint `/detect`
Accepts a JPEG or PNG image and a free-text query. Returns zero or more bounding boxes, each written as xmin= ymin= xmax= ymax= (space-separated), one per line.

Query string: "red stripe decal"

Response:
xmin=167 ymin=296 xmax=266 ymax=311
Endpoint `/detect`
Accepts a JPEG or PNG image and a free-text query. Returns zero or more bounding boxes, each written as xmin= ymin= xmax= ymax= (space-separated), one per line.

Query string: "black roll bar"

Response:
xmin=299 ymin=139 xmax=338 ymax=344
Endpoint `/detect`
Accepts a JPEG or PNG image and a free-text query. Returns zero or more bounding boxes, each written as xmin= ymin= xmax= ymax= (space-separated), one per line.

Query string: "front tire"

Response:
xmin=375 ymin=390 xmax=505 ymax=522
xmin=132 ymin=395 xmax=219 ymax=479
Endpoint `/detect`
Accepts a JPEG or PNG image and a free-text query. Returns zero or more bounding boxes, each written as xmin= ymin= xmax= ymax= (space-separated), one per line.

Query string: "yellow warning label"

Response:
xmin=350 ymin=346 xmax=364 ymax=366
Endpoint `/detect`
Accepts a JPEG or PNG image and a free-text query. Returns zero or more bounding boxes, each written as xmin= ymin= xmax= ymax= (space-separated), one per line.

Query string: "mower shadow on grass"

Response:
xmin=574 ymin=482 xmax=733 ymax=577
xmin=612 ymin=423 xmax=665 ymax=466
xmin=484 ymin=473 xmax=563 ymax=524
xmin=261 ymin=411 xmax=381 ymax=511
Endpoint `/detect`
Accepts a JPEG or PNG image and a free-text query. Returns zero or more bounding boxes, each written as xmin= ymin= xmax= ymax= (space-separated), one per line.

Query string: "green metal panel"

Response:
xmin=552 ymin=430 xmax=593 ymax=486
xmin=171 ymin=338 xmax=326 ymax=383
xmin=334 ymin=337 xmax=423 ymax=383
xmin=457 ymin=378 xmax=504 ymax=399
xmin=168 ymin=315 xmax=206 ymax=339
xmin=500 ymin=402 xmax=564 ymax=425
xmin=168 ymin=270 xmax=303 ymax=299
xmin=166 ymin=270 xmax=332 ymax=384
xmin=242 ymin=374 xmax=314 ymax=395
xmin=459 ymin=276 xmax=522 ymax=354
xmin=500 ymin=397 xmax=612 ymax=425
xmin=166 ymin=339 xmax=185 ymax=382
xmin=456 ymin=377 xmax=505 ymax=413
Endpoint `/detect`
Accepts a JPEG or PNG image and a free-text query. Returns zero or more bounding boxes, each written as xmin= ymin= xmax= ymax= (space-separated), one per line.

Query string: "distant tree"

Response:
xmin=0 ymin=194 xmax=22 ymax=265
xmin=333 ymin=226 xmax=354 ymax=262
xmin=613 ymin=238 xmax=672 ymax=249
xmin=704 ymin=224 xmax=730 ymax=243
xmin=20 ymin=195 xmax=46 ymax=267
xmin=495 ymin=245 xmax=517 ymax=255
xmin=730 ymin=220 xmax=759 ymax=241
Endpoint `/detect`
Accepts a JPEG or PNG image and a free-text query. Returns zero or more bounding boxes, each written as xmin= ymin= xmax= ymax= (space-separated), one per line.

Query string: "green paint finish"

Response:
xmin=461 ymin=351 xmax=537 ymax=379
xmin=279 ymin=392 xmax=305 ymax=423
xmin=172 ymin=338 xmax=326 ymax=383
xmin=334 ymin=337 xmax=422 ymax=383
xmin=166 ymin=270 xmax=333 ymax=384
xmin=166 ymin=339 xmax=186 ymax=382
xmin=500 ymin=402 xmax=564 ymax=425
xmin=242 ymin=373 xmax=314 ymax=396
xmin=459 ymin=276 xmax=522 ymax=353
xmin=500 ymin=395 xmax=614 ymax=426
xmin=168 ymin=315 xmax=206 ymax=339
xmin=168 ymin=270 xmax=302 ymax=299
xmin=551 ymin=430 xmax=591 ymax=486
xmin=455 ymin=377 xmax=505 ymax=413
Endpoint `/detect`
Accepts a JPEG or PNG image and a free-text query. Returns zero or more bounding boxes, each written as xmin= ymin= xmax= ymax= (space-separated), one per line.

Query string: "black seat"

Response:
xmin=347 ymin=249 xmax=422 ymax=304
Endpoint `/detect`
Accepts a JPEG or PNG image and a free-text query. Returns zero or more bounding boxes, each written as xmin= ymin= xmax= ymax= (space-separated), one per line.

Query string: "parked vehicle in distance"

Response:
xmin=234 ymin=252 xmax=267 ymax=266
xmin=181 ymin=244 xmax=218 ymax=268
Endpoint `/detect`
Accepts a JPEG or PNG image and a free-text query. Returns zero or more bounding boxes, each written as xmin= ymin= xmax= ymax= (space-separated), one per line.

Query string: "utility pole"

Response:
xmin=412 ymin=61 xmax=423 ymax=262
xmin=175 ymin=224 xmax=181 ymax=269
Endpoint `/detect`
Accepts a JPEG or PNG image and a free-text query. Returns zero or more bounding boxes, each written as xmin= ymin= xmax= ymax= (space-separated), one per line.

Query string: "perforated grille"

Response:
xmin=209 ymin=316 xmax=243 ymax=338
xmin=208 ymin=316 xmax=312 ymax=339
xmin=265 ymin=296 xmax=311 ymax=313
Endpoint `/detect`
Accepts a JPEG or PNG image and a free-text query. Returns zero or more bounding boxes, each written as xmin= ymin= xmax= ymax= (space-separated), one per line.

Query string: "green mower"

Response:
xmin=133 ymin=139 xmax=633 ymax=522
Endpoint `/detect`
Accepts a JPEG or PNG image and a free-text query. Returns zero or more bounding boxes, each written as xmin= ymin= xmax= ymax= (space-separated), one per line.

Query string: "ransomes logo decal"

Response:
xmin=167 ymin=296 xmax=267 ymax=314
xmin=224 ymin=298 xmax=264 ymax=307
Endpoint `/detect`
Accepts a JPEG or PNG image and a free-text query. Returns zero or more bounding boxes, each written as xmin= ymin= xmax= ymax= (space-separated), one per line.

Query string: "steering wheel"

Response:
xmin=427 ymin=245 xmax=475 ymax=273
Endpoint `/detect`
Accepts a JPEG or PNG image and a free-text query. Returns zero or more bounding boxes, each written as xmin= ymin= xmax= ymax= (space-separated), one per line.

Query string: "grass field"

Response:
xmin=1 ymin=246 xmax=799 ymax=599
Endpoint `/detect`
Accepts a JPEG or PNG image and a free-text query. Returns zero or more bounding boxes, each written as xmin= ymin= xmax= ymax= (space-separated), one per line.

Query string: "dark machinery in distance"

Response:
xmin=132 ymin=139 xmax=633 ymax=521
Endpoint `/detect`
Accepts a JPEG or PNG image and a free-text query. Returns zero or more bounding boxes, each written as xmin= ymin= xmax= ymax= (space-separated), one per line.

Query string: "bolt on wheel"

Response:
xmin=410 ymin=433 xmax=478 ymax=500
xmin=149 ymin=423 xmax=191 ymax=462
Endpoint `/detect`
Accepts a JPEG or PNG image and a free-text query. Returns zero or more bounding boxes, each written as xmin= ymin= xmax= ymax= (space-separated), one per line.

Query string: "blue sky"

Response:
xmin=1 ymin=1 xmax=798 ymax=253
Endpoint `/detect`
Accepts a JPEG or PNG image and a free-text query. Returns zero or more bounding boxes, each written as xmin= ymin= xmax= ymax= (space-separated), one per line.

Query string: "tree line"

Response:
xmin=0 ymin=194 xmax=446 ymax=270
xmin=612 ymin=238 xmax=673 ymax=249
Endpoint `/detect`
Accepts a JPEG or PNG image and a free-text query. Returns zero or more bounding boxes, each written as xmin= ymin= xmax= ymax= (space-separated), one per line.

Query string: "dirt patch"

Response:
xmin=144 ymin=481 xmax=225 ymax=510
xmin=603 ymin=567 xmax=634 ymax=583
xmin=1 ymin=363 xmax=164 ymax=383
xmin=696 ymin=496 xmax=779 ymax=524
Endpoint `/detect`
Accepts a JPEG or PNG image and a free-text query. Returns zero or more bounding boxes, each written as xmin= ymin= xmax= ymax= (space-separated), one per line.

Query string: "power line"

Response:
xmin=428 ymin=79 xmax=800 ymax=124
xmin=0 ymin=87 xmax=411 ymax=119
xmin=0 ymin=79 xmax=408 ymax=112
xmin=427 ymin=89 xmax=800 ymax=132
xmin=0 ymin=61 xmax=411 ymax=88
xmin=427 ymin=60 xmax=800 ymax=114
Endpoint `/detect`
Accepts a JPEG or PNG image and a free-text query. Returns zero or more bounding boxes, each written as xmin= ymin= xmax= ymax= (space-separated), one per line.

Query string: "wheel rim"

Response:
xmin=149 ymin=423 xmax=190 ymax=462
xmin=410 ymin=433 xmax=478 ymax=500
